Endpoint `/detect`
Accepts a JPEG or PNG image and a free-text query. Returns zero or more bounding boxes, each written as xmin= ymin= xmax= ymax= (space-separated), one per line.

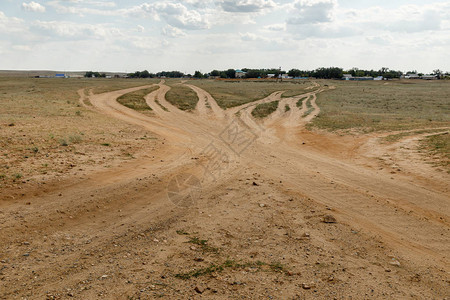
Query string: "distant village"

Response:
xmin=30 ymin=68 xmax=447 ymax=81
xmin=342 ymin=73 xmax=439 ymax=81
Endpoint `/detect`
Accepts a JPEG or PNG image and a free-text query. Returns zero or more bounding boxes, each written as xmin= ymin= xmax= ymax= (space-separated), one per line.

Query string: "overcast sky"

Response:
xmin=1 ymin=0 xmax=449 ymax=73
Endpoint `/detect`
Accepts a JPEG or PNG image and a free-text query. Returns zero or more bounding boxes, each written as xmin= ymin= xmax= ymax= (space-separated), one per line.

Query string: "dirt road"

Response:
xmin=0 ymin=81 xmax=448 ymax=299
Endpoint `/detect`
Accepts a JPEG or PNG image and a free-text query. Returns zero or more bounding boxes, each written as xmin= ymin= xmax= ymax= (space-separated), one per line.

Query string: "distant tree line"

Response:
xmin=127 ymin=70 xmax=186 ymax=78
xmin=86 ymin=67 xmax=449 ymax=80
xmin=84 ymin=71 xmax=106 ymax=78
xmin=343 ymin=67 xmax=403 ymax=79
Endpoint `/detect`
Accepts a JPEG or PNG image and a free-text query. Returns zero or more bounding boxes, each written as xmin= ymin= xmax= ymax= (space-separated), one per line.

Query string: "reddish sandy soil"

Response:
xmin=0 ymin=81 xmax=448 ymax=299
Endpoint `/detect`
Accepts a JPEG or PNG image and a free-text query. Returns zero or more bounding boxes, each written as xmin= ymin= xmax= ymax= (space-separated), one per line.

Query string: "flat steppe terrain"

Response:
xmin=0 ymin=77 xmax=449 ymax=299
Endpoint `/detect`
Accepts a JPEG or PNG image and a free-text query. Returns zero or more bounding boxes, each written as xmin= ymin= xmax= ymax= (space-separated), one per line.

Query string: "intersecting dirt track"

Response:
xmin=0 ymin=81 xmax=448 ymax=299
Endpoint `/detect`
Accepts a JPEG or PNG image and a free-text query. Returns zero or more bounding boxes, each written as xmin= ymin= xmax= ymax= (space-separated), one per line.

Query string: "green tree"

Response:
xmin=313 ymin=67 xmax=343 ymax=79
xmin=193 ymin=71 xmax=203 ymax=78
xmin=210 ymin=70 xmax=220 ymax=77
xmin=288 ymin=69 xmax=301 ymax=77
xmin=85 ymin=71 xmax=102 ymax=78
xmin=225 ymin=69 xmax=236 ymax=78
xmin=433 ymin=69 xmax=442 ymax=79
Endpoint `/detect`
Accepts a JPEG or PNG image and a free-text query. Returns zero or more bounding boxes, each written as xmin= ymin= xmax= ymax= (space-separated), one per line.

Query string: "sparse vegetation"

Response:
xmin=176 ymin=230 xmax=189 ymax=235
xmin=93 ymin=79 xmax=159 ymax=94
xmin=69 ymin=134 xmax=82 ymax=144
xmin=310 ymin=80 xmax=450 ymax=132
xmin=154 ymin=99 xmax=169 ymax=111
xmin=117 ymin=86 xmax=159 ymax=113
xmin=296 ymin=97 xmax=306 ymax=107
xmin=285 ymin=105 xmax=290 ymax=112
xmin=0 ymin=77 xmax=157 ymax=185
xmin=187 ymin=237 xmax=218 ymax=253
xmin=31 ymin=147 xmax=39 ymax=154
xmin=382 ymin=128 xmax=448 ymax=143
xmin=165 ymin=84 xmax=199 ymax=111
xmin=420 ymin=132 xmax=450 ymax=171
xmin=190 ymin=80 xmax=313 ymax=109
xmin=175 ymin=259 xmax=287 ymax=280
xmin=303 ymin=98 xmax=314 ymax=117
xmin=252 ymin=101 xmax=279 ymax=118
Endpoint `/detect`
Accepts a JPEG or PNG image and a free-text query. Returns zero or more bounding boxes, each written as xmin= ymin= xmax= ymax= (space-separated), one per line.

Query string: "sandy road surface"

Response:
xmin=0 ymin=81 xmax=448 ymax=299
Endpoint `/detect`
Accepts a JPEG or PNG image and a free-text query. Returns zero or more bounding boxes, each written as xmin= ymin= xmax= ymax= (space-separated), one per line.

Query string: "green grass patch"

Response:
xmin=303 ymin=97 xmax=314 ymax=117
xmin=117 ymin=86 xmax=158 ymax=112
xmin=154 ymin=99 xmax=169 ymax=111
xmin=285 ymin=105 xmax=290 ymax=112
xmin=175 ymin=263 xmax=224 ymax=280
xmin=165 ymin=85 xmax=199 ymax=111
xmin=190 ymin=80 xmax=314 ymax=109
xmin=176 ymin=230 xmax=189 ymax=235
xmin=187 ymin=237 xmax=219 ymax=253
xmin=296 ymin=97 xmax=307 ymax=108
xmin=252 ymin=101 xmax=279 ymax=118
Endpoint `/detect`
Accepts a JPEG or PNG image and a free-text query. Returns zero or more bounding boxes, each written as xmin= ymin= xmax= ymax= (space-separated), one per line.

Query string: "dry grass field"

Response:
xmin=0 ymin=77 xmax=448 ymax=299
xmin=311 ymin=80 xmax=449 ymax=132
xmin=0 ymin=77 xmax=159 ymax=191
xmin=310 ymin=79 xmax=450 ymax=170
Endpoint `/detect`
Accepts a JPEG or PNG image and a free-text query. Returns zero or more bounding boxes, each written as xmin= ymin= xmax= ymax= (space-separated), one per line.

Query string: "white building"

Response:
xmin=342 ymin=74 xmax=352 ymax=80
xmin=235 ymin=69 xmax=246 ymax=78
xmin=404 ymin=73 xmax=420 ymax=79
xmin=421 ymin=75 xmax=437 ymax=80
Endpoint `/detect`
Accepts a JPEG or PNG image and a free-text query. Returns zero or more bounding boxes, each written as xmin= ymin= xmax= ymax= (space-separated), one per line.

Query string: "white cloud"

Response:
xmin=12 ymin=44 xmax=32 ymax=51
xmin=33 ymin=20 xmax=122 ymax=40
xmin=131 ymin=37 xmax=163 ymax=50
xmin=162 ymin=25 xmax=186 ymax=37
xmin=133 ymin=2 xmax=210 ymax=30
xmin=183 ymin=0 xmax=215 ymax=8
xmin=264 ymin=23 xmax=286 ymax=31
xmin=287 ymin=23 xmax=359 ymax=39
xmin=136 ymin=25 xmax=145 ymax=33
xmin=240 ymin=32 xmax=259 ymax=41
xmin=288 ymin=0 xmax=336 ymax=24
xmin=219 ymin=0 xmax=276 ymax=13
xmin=0 ymin=11 xmax=26 ymax=34
xmin=22 ymin=2 xmax=46 ymax=13
xmin=55 ymin=0 xmax=116 ymax=7
xmin=387 ymin=9 xmax=441 ymax=33
xmin=366 ymin=34 xmax=393 ymax=46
